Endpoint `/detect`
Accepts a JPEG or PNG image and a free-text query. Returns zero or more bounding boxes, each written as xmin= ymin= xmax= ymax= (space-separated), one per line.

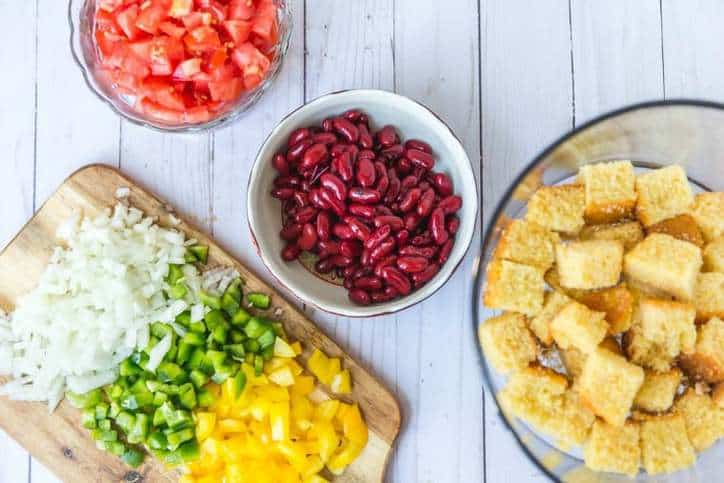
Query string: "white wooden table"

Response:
xmin=1 ymin=1 xmax=723 ymax=481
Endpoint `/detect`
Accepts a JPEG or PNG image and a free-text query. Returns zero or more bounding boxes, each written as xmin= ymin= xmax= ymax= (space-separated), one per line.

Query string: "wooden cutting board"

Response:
xmin=0 ymin=164 xmax=400 ymax=483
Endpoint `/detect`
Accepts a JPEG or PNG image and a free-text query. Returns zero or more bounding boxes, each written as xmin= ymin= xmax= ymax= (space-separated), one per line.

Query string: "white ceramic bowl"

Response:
xmin=247 ymin=89 xmax=478 ymax=317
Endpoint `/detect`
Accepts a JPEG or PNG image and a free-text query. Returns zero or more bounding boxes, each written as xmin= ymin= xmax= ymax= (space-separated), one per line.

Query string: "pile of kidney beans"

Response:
xmin=270 ymin=109 xmax=463 ymax=306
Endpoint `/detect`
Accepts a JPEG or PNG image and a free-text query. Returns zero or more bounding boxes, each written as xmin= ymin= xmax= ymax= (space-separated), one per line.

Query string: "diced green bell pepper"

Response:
xmin=82 ymin=409 xmax=97 ymax=429
xmin=127 ymin=413 xmax=150 ymax=444
xmin=189 ymin=370 xmax=209 ymax=389
xmin=231 ymin=308 xmax=251 ymax=326
xmin=199 ymin=291 xmax=222 ymax=310
xmin=121 ymin=448 xmax=145 ymax=468
xmin=224 ymin=343 xmax=245 ymax=361
xmin=164 ymin=427 xmax=194 ymax=451
xmin=197 ymin=388 xmax=215 ymax=408
xmin=188 ymin=245 xmax=209 ymax=264
xmin=115 ymin=411 xmax=135 ymax=433
xmin=168 ymin=283 xmax=188 ymax=300
xmin=98 ymin=419 xmax=112 ymax=431
xmin=247 ymin=292 xmax=271 ymax=309
xmin=178 ymin=383 xmax=197 ymax=410
xmin=95 ymin=402 xmax=109 ymax=420
xmin=182 ymin=332 xmax=206 ymax=346
xmin=167 ymin=264 xmax=185 ymax=285
xmin=66 ymin=388 xmax=103 ymax=409
xmin=91 ymin=429 xmax=118 ymax=442
xmin=231 ymin=370 xmax=247 ymax=400
xmin=157 ymin=362 xmax=186 ymax=384
xmin=176 ymin=341 xmax=194 ymax=365
xmin=147 ymin=431 xmax=168 ymax=450
xmin=244 ymin=317 xmax=271 ymax=339
xmin=257 ymin=329 xmax=276 ymax=350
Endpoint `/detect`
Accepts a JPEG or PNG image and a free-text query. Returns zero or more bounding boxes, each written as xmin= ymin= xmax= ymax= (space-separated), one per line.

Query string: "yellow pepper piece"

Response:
xmin=307 ymin=349 xmax=330 ymax=382
xmin=269 ymin=366 xmax=295 ymax=387
xmin=269 ymin=401 xmax=290 ymax=441
xmin=342 ymin=404 xmax=368 ymax=446
xmin=291 ymin=375 xmax=315 ymax=396
xmin=195 ymin=412 xmax=216 ymax=441
xmin=218 ymin=418 xmax=246 ymax=434
xmin=330 ymin=369 xmax=352 ymax=394
xmin=303 ymin=476 xmax=329 ymax=483
xmin=274 ymin=337 xmax=297 ymax=358
xmin=315 ymin=400 xmax=340 ymax=421
xmin=327 ymin=440 xmax=365 ymax=475
xmin=291 ymin=341 xmax=303 ymax=355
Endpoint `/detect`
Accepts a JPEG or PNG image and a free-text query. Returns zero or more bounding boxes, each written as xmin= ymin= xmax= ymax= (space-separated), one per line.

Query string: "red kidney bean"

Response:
xmin=396 ymin=157 xmax=413 ymax=174
xmin=373 ymin=255 xmax=397 ymax=277
xmin=336 ymin=152 xmax=354 ymax=182
xmin=385 ymin=174 xmax=401 ymax=204
xmin=376 ymin=205 xmax=394 ymax=216
xmin=344 ymin=277 xmax=355 ymax=290
xmin=320 ymin=172 xmax=347 ymax=201
xmin=346 ymin=144 xmax=359 ymax=161
xmin=395 ymin=229 xmax=410 ymax=246
xmin=396 ymin=256 xmax=429 ymax=274
xmin=343 ymin=109 xmax=362 ymax=122
xmin=418 ymin=181 xmax=431 ymax=191
xmin=377 ymin=126 xmax=399 ymax=147
xmin=339 ymin=240 xmax=363 ymax=258
xmin=370 ymin=287 xmax=398 ymax=303
xmin=360 ymin=248 xmax=372 ymax=267
xmin=370 ymin=237 xmax=395 ymax=263
xmin=280 ymin=222 xmax=302 ymax=241
xmin=313 ymin=132 xmax=338 ymax=145
xmin=317 ymin=240 xmax=339 ymax=257
xmin=446 ymin=216 xmax=460 ymax=235
xmin=344 ymin=204 xmax=372 ymax=219
xmin=437 ymin=239 xmax=454 ymax=264
xmin=353 ymin=267 xmax=372 ymax=279
xmin=358 ymin=113 xmax=369 ymax=124
xmin=380 ymin=266 xmax=411 ymax=296
xmin=271 ymin=188 xmax=295 ymax=200
xmin=403 ymin=213 xmax=421 ymax=231
xmin=293 ymin=191 xmax=308 ymax=207
xmin=399 ymin=188 xmax=422 ymax=213
xmin=438 ymin=195 xmax=463 ymax=214
xmin=316 ymin=211 xmax=331 ymax=241
xmin=333 ymin=223 xmax=355 ymax=240
xmin=411 ymin=231 xmax=432 ymax=246
xmin=297 ymin=223 xmax=318 ymax=251
xmin=348 ymin=188 xmax=381 ymax=204
xmin=288 ymin=128 xmax=311 ymax=147
xmin=432 ymin=173 xmax=453 ymax=196
xmin=322 ymin=118 xmax=334 ymax=132
xmin=381 ymin=144 xmax=404 ymax=161
xmin=400 ymin=175 xmax=418 ymax=191
xmin=374 ymin=162 xmax=389 ymax=196
xmin=308 ymin=189 xmax=330 ymax=210
xmin=286 ymin=138 xmax=314 ymax=162
xmin=374 ymin=215 xmax=404 ymax=231
xmin=399 ymin=245 xmax=437 ymax=258
xmin=294 ymin=206 xmax=318 ymax=224
xmin=344 ymin=216 xmax=372 ymax=241
xmin=274 ymin=175 xmax=301 ymax=188
xmin=300 ymin=143 xmax=329 ymax=170
xmin=272 ymin=153 xmax=289 ymax=175
xmin=405 ymin=149 xmax=434 ymax=170
xmin=349 ymin=288 xmax=371 ymax=305
xmin=282 ymin=243 xmax=301 ymax=261
xmin=343 ymin=266 xmax=358 ymax=278
xmin=333 ymin=117 xmax=359 ymax=143
xmin=358 ymin=123 xmax=373 ymax=149
xmin=315 ymin=258 xmax=335 ymax=274
xmin=411 ymin=263 xmax=440 ymax=287
xmin=354 ymin=276 xmax=383 ymax=291
xmin=319 ymin=188 xmax=346 ymax=216
xmin=300 ymin=179 xmax=312 ymax=191
xmin=358 ymin=149 xmax=375 ymax=160
xmin=331 ymin=255 xmax=355 ymax=267
xmin=430 ymin=208 xmax=449 ymax=245
xmin=330 ymin=143 xmax=348 ymax=158
xmin=404 ymin=139 xmax=432 ymax=154
xmin=417 ymin=188 xmax=435 ymax=217
xmin=357 ymin=157 xmax=376 ymax=188
xmin=365 ymin=224 xmax=392 ymax=250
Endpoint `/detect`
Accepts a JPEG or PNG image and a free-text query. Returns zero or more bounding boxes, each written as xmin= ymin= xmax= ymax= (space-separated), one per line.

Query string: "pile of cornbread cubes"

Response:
xmin=480 ymin=162 xmax=724 ymax=476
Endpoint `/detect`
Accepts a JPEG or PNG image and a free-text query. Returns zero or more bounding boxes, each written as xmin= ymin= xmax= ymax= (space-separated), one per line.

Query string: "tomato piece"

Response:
xmin=228 ymin=0 xmax=255 ymax=20
xmin=251 ymin=2 xmax=277 ymax=42
xmin=128 ymin=36 xmax=184 ymax=76
xmin=168 ymin=0 xmax=193 ymax=18
xmin=231 ymin=42 xmax=270 ymax=72
xmin=139 ymin=98 xmax=185 ymax=123
xmin=96 ymin=9 xmax=121 ymax=34
xmin=222 ymin=20 xmax=251 ymax=45
xmin=207 ymin=48 xmax=229 ymax=71
xmin=182 ymin=11 xmax=213 ymax=29
xmin=99 ymin=0 xmax=125 ymax=12
xmin=141 ymin=78 xmax=186 ymax=110
xmin=159 ymin=20 xmax=186 ymax=38
xmin=173 ymin=58 xmax=202 ymax=80
xmin=135 ymin=2 xmax=168 ymax=35
xmin=202 ymin=1 xmax=228 ymax=22
xmin=208 ymin=78 xmax=243 ymax=102
xmin=184 ymin=26 xmax=221 ymax=54
xmin=115 ymin=5 xmax=141 ymax=40
xmin=183 ymin=106 xmax=211 ymax=124
xmin=121 ymin=50 xmax=151 ymax=78
xmin=96 ymin=30 xmax=125 ymax=59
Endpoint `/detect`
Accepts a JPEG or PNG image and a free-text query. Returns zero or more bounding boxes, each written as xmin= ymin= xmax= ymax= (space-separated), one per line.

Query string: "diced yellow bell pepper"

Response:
xmin=179 ymin=475 xmax=196 ymax=483
xmin=327 ymin=439 xmax=365 ymax=475
xmin=291 ymin=341 xmax=303 ymax=355
xmin=274 ymin=337 xmax=297 ymax=358
xmin=255 ymin=384 xmax=290 ymax=402
xmin=288 ymin=360 xmax=304 ymax=376
xmin=291 ymin=375 xmax=315 ymax=396
xmin=269 ymin=401 xmax=290 ymax=441
xmin=330 ymin=369 xmax=352 ymax=394
xmin=315 ymin=400 xmax=340 ymax=421
xmin=269 ymin=366 xmax=295 ymax=387
xmin=307 ymin=349 xmax=331 ymax=384
xmin=218 ymin=418 xmax=246 ymax=434
xmin=303 ymin=476 xmax=329 ymax=483
xmin=307 ymin=420 xmax=340 ymax=463
xmin=341 ymin=404 xmax=368 ymax=446
xmin=302 ymin=455 xmax=325 ymax=478
xmin=196 ymin=412 xmax=216 ymax=441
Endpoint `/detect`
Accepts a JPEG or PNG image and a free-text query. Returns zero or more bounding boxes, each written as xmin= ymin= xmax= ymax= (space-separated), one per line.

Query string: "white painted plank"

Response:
xmin=571 ymin=0 xmax=663 ymax=124
xmin=32 ymin=1 xmax=121 ymax=481
xmin=394 ymin=1 xmax=483 ymax=483
xmin=480 ymin=0 xmax=573 ymax=480
xmin=661 ymin=0 xmax=724 ymax=99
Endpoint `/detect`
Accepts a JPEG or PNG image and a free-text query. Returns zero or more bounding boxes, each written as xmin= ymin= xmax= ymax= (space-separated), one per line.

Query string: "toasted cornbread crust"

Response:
xmin=478 ymin=312 xmax=537 ymax=375
xmin=580 ymin=221 xmax=644 ymax=251
xmin=556 ymin=240 xmax=624 ymax=290
xmin=635 ymin=165 xmax=694 ymax=226
xmin=680 ymin=317 xmax=724 ymax=383
xmin=579 ymin=161 xmax=637 ymax=224
xmin=674 ymin=389 xmax=724 ymax=452
xmin=640 ymin=414 xmax=696 ymax=475
xmin=529 ymin=291 xmax=571 ymax=346
xmin=703 ymin=237 xmax=724 ymax=272
xmin=584 ymin=420 xmax=641 ymax=476
xmin=690 ymin=192 xmax=724 ymax=242
xmin=525 ymin=185 xmax=585 ymax=235
xmin=484 ymin=260 xmax=545 ymax=316
xmin=634 ymin=369 xmax=681 ymax=413
xmin=647 ymin=214 xmax=705 ymax=247
xmin=550 ymin=301 xmax=608 ymax=354
xmin=577 ymin=284 xmax=634 ymax=334
xmin=694 ymin=272 xmax=724 ymax=321
xmin=713 ymin=383 xmax=724 ymax=408
xmin=493 ymin=219 xmax=560 ymax=271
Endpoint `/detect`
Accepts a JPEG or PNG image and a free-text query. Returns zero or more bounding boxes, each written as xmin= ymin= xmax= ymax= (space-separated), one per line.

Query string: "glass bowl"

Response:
xmin=473 ymin=100 xmax=724 ymax=482
xmin=68 ymin=0 xmax=292 ymax=132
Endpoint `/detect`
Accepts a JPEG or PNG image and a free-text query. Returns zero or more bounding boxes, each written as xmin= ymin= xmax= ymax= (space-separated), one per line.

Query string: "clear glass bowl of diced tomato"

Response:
xmin=70 ymin=0 xmax=291 ymax=131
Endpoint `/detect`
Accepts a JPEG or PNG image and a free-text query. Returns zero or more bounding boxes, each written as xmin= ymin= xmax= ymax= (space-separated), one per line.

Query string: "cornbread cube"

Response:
xmin=703 ymin=237 xmax=724 ymax=272
xmin=550 ymin=301 xmax=608 ymax=354
xmin=577 ymin=284 xmax=634 ymax=334
xmin=625 ymin=275 xmax=674 ymax=301
xmin=580 ymin=221 xmax=644 ymax=251
xmin=578 ymin=160 xmax=637 ymax=224
xmin=624 ymin=298 xmax=696 ymax=371
xmin=624 ymin=233 xmax=703 ymax=301
xmin=694 ymin=272 xmax=724 ymax=321
xmin=484 ymin=260 xmax=545 ymax=316
xmin=525 ymin=185 xmax=585 ymax=235
xmin=647 ymin=214 xmax=705 ymax=247
xmin=674 ymin=389 xmax=724 ymax=452
xmin=634 ymin=369 xmax=682 ymax=413
xmin=529 ymin=291 xmax=571 ymax=346
xmin=583 ymin=420 xmax=641 ymax=477
xmin=680 ymin=317 xmax=724 ymax=383
xmin=690 ymin=192 xmax=724 ymax=242
xmin=543 ymin=267 xmax=589 ymax=300
xmin=561 ymin=337 xmax=622 ymax=381
xmin=555 ymin=240 xmax=624 ymax=290
xmin=635 ymin=165 xmax=694 ymax=226
xmin=555 ymin=390 xmax=596 ymax=447
xmin=640 ymin=414 xmax=696 ymax=475
xmin=493 ymin=220 xmax=560 ymax=271
xmin=713 ymin=383 xmax=724 ymax=408
xmin=478 ymin=313 xmax=537 ymax=374
xmin=579 ymin=347 xmax=644 ymax=426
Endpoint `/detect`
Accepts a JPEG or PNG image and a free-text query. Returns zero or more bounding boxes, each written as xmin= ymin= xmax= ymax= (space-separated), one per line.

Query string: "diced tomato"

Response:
xmin=202 ymin=1 xmax=228 ymax=22
xmin=139 ymin=98 xmax=185 ymax=123
xmin=135 ymin=2 xmax=168 ymax=34
xmin=159 ymin=20 xmax=186 ymax=38
xmin=231 ymin=42 xmax=270 ymax=72
xmin=228 ymin=0 xmax=255 ymax=20
xmin=251 ymin=2 xmax=277 ymax=42
xmin=96 ymin=30 xmax=125 ymax=59
xmin=208 ymin=78 xmax=243 ymax=102
xmin=140 ymin=77 xmax=187 ymax=110
xmin=168 ymin=0 xmax=193 ymax=18
xmin=207 ymin=48 xmax=229 ymax=70
xmin=99 ymin=0 xmax=125 ymax=12
xmin=96 ymin=9 xmax=121 ymax=34
xmin=173 ymin=58 xmax=202 ymax=80
xmin=222 ymin=20 xmax=251 ymax=45
xmin=184 ymin=26 xmax=221 ymax=54
xmin=183 ymin=106 xmax=211 ymax=123
xmin=116 ymin=5 xmax=141 ymax=40
xmin=121 ymin=50 xmax=151 ymax=78
xmin=182 ymin=11 xmax=212 ymax=29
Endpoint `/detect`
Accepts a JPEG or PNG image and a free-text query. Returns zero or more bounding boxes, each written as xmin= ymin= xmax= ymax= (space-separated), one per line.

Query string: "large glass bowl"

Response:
xmin=473 ymin=100 xmax=724 ymax=482
xmin=69 ymin=0 xmax=292 ymax=132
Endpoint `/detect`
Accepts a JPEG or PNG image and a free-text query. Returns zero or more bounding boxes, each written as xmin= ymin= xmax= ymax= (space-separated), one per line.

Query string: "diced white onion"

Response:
xmin=147 ymin=333 xmax=173 ymax=373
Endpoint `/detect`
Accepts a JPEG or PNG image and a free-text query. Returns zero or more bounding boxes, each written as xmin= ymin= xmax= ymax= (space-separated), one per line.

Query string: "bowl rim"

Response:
xmin=472 ymin=98 xmax=724 ymax=482
xmin=248 ymin=88 xmax=480 ymax=318
xmin=67 ymin=0 xmax=293 ymax=133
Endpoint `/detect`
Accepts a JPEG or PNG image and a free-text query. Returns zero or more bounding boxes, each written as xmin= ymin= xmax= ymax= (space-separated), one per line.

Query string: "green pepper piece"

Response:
xmin=168 ymin=283 xmax=188 ymax=300
xmin=115 ymin=411 xmax=135 ymax=434
xmin=157 ymin=362 xmax=186 ymax=384
xmin=95 ymin=402 xmax=109 ymax=420
xmin=229 ymin=329 xmax=246 ymax=343
xmin=231 ymin=370 xmax=247 ymax=400
xmin=109 ymin=401 xmax=121 ymax=419
xmin=131 ymin=351 xmax=150 ymax=369
xmin=182 ymin=332 xmax=206 ymax=346
xmin=256 ymin=329 xmax=276 ymax=350
xmin=166 ymin=409 xmax=193 ymax=430
xmin=165 ymin=342 xmax=178 ymax=362
xmin=151 ymin=322 xmax=173 ymax=339
xmin=188 ymin=348 xmax=214 ymax=374
xmin=147 ymin=431 xmax=168 ymax=450
xmin=231 ymin=308 xmax=251 ymax=326
xmin=175 ymin=311 xmax=192 ymax=327
xmin=212 ymin=324 xmax=228 ymax=344
xmin=189 ymin=370 xmax=209 ymax=389
xmin=254 ymin=355 xmax=264 ymax=376
xmin=122 ymin=448 xmax=145 ymax=468
xmin=91 ymin=429 xmax=118 ymax=442
xmin=244 ymin=317 xmax=271 ymax=339
xmin=152 ymin=407 xmax=166 ymax=427
xmin=153 ymin=392 xmax=168 ymax=406
xmin=199 ymin=291 xmax=222 ymax=310
xmin=204 ymin=309 xmax=227 ymax=330
xmin=105 ymin=441 xmax=126 ymax=457
xmin=261 ymin=344 xmax=274 ymax=361
xmin=167 ymin=264 xmax=185 ymax=285
xmin=121 ymin=392 xmax=153 ymax=411
xmin=176 ymin=341 xmax=194 ymax=365
xmin=221 ymin=292 xmax=240 ymax=317
xmin=244 ymin=353 xmax=255 ymax=365
xmin=81 ymin=409 xmax=97 ymax=429
xmin=178 ymin=440 xmax=200 ymax=462
xmin=66 ymin=388 xmax=103 ymax=409
xmin=164 ymin=428 xmax=194 ymax=451
xmin=244 ymin=338 xmax=260 ymax=354
xmin=197 ymin=388 xmax=215 ymax=408
xmin=189 ymin=320 xmax=206 ymax=334
xmin=178 ymin=383 xmax=197 ymax=410
xmin=188 ymin=245 xmax=209 ymax=264
xmin=224 ymin=343 xmax=245 ymax=361
xmin=98 ymin=419 xmax=112 ymax=431
xmin=127 ymin=413 xmax=150 ymax=444
xmin=206 ymin=350 xmax=227 ymax=369
xmin=247 ymin=292 xmax=271 ymax=309
xmin=120 ymin=359 xmax=142 ymax=377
